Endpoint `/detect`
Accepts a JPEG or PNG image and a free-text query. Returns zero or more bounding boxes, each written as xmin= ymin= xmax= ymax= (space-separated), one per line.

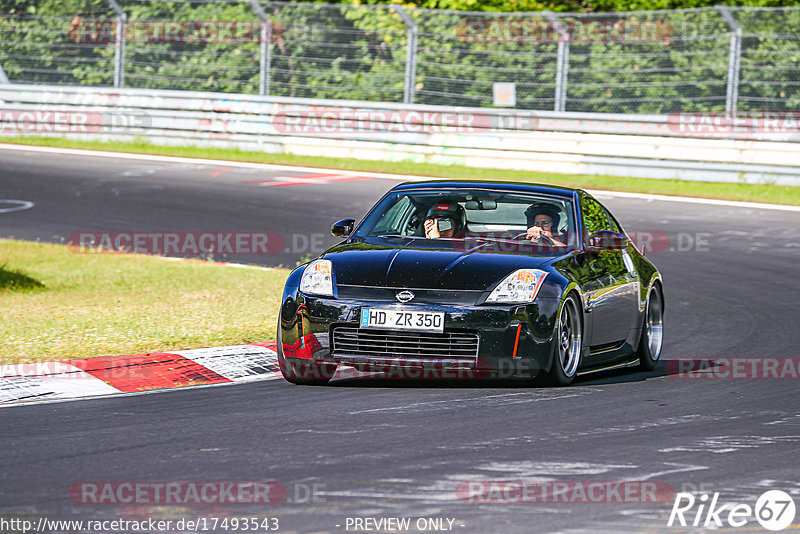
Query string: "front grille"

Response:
xmin=331 ymin=326 xmax=479 ymax=365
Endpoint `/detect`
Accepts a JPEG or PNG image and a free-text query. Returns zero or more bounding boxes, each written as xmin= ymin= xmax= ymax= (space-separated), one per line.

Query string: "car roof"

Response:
xmin=390 ymin=180 xmax=581 ymax=198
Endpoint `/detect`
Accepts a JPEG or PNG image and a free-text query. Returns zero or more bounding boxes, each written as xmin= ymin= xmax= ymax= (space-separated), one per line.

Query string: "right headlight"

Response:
xmin=299 ymin=259 xmax=334 ymax=296
xmin=485 ymin=269 xmax=548 ymax=304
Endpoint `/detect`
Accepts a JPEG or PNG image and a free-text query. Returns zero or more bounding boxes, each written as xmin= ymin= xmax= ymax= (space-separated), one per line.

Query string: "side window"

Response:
xmin=580 ymin=196 xmax=611 ymax=236
xmin=369 ymin=196 xmax=413 ymax=236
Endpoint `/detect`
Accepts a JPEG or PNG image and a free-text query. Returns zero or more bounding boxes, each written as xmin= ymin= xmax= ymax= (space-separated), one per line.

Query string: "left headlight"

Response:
xmin=300 ymin=259 xmax=334 ymax=296
xmin=485 ymin=269 xmax=548 ymax=304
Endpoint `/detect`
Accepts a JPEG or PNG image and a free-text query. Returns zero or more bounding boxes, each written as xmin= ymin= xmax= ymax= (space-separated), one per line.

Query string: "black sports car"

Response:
xmin=277 ymin=181 xmax=664 ymax=386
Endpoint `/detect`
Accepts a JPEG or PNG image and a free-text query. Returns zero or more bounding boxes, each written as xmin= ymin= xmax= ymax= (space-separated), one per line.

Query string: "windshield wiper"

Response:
xmin=372 ymin=233 xmax=423 ymax=239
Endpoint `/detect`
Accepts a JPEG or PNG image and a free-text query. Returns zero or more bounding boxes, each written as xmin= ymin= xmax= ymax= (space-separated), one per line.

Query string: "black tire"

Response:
xmin=276 ymin=325 xmax=336 ymax=385
xmin=636 ymin=284 xmax=664 ymax=371
xmin=542 ymin=293 xmax=583 ymax=386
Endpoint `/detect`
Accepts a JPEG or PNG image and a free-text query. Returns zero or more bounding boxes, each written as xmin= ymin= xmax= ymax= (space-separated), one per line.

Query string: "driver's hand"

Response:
xmin=526 ymin=226 xmax=542 ymax=241
xmin=424 ymin=218 xmax=440 ymax=238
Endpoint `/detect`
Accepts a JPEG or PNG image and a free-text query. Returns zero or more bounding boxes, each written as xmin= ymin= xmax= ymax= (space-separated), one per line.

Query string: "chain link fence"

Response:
xmin=1 ymin=0 xmax=798 ymax=114
xmin=0 ymin=0 xmax=117 ymax=86
xmin=735 ymin=7 xmax=800 ymax=112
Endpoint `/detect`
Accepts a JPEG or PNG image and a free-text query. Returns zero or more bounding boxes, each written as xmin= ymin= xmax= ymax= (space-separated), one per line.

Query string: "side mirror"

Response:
xmin=331 ymin=218 xmax=355 ymax=238
xmin=587 ymin=230 xmax=628 ymax=252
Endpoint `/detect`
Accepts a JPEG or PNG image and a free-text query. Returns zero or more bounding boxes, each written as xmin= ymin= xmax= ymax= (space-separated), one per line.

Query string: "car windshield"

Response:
xmin=353 ymin=189 xmax=578 ymax=252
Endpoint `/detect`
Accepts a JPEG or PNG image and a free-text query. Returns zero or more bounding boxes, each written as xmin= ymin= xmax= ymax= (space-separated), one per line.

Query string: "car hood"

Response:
xmin=323 ymin=238 xmax=560 ymax=291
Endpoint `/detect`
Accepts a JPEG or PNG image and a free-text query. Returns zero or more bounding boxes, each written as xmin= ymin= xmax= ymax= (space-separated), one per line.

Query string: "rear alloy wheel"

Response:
xmin=636 ymin=285 xmax=664 ymax=371
xmin=543 ymin=293 xmax=582 ymax=386
xmin=276 ymin=326 xmax=337 ymax=385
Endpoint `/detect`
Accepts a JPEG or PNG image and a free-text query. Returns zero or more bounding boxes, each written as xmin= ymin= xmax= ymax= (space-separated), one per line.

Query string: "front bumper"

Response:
xmin=279 ymin=286 xmax=561 ymax=378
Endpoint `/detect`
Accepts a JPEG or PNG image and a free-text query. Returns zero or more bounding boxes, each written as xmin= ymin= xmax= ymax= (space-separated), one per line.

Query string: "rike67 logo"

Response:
xmin=668 ymin=490 xmax=796 ymax=531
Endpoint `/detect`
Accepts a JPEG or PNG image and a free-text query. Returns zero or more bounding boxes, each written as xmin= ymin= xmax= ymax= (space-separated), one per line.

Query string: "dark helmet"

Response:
xmin=426 ymin=201 xmax=466 ymax=235
xmin=525 ymin=203 xmax=562 ymax=230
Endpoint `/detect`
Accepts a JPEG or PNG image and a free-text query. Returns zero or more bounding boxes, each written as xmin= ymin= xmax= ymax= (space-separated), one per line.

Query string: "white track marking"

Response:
xmin=0 ymin=143 xmax=423 ymax=180
xmin=0 ymin=199 xmax=34 ymax=213
xmin=348 ymin=389 xmax=591 ymax=415
xmin=1 ymin=143 xmax=798 ymax=212
xmin=156 ymin=256 xmax=274 ymax=271
xmin=624 ymin=462 xmax=710 ymax=481
xmin=659 ymin=435 xmax=800 ymax=454
xmin=474 ymin=461 xmax=636 ymax=477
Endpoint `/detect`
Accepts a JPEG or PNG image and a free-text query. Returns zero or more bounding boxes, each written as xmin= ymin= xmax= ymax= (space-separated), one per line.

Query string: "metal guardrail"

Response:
xmin=1 ymin=84 xmax=798 ymax=186
xmin=0 ymin=2 xmax=798 ymax=115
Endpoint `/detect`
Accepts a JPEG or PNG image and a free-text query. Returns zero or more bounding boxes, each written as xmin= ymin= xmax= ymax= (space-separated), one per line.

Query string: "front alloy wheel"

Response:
xmin=543 ymin=293 xmax=582 ymax=386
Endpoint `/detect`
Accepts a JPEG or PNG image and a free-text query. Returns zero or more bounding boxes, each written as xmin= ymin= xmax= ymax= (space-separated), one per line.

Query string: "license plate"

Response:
xmin=360 ymin=308 xmax=444 ymax=333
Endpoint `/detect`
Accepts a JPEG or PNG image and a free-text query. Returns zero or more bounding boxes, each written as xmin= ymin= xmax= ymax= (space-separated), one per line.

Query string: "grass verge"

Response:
xmin=0 ymin=239 xmax=289 ymax=364
xmin=1 ymin=136 xmax=799 ymax=206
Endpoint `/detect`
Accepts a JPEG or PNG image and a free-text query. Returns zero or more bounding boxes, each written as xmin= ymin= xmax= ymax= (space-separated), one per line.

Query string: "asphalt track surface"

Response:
xmin=1 ymin=145 xmax=799 ymax=533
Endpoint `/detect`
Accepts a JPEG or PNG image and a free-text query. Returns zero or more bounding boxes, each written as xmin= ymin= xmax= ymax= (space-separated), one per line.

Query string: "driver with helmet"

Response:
xmin=423 ymin=202 xmax=466 ymax=239
xmin=524 ymin=203 xmax=567 ymax=247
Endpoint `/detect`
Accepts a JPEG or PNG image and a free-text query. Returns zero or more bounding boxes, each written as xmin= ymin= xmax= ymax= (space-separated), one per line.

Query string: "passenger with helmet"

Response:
xmin=423 ymin=202 xmax=466 ymax=239
xmin=524 ymin=203 xmax=567 ymax=247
